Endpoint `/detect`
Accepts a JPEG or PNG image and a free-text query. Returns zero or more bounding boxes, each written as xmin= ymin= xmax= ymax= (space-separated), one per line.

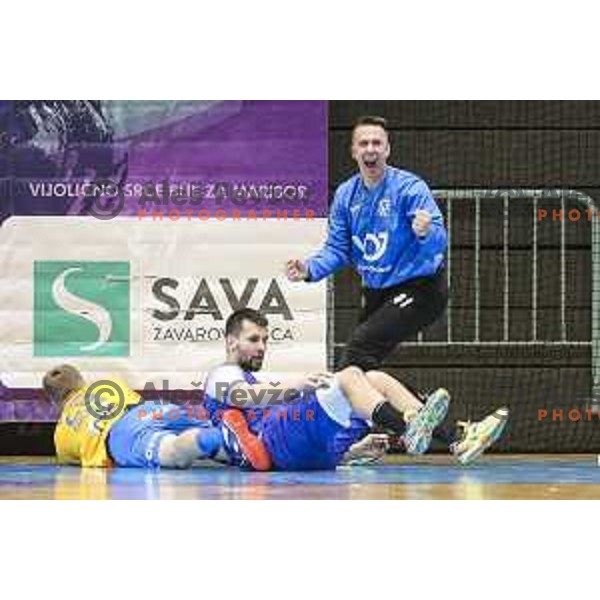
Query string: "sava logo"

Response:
xmin=151 ymin=277 xmax=293 ymax=321
xmin=352 ymin=232 xmax=389 ymax=262
xmin=150 ymin=277 xmax=296 ymax=343
xmin=33 ymin=261 xmax=130 ymax=357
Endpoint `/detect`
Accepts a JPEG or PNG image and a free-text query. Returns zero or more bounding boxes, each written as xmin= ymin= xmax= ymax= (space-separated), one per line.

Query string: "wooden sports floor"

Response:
xmin=1 ymin=455 xmax=600 ymax=499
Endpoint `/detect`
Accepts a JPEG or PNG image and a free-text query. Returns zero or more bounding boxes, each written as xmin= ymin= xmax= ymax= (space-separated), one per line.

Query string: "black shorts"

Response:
xmin=339 ymin=269 xmax=448 ymax=372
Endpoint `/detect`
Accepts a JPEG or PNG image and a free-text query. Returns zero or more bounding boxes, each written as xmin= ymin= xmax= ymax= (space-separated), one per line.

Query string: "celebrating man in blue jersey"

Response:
xmin=286 ymin=115 xmax=447 ymax=371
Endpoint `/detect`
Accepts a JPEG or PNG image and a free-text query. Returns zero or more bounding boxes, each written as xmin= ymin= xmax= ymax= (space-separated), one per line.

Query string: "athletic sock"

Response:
xmin=371 ymin=401 xmax=407 ymax=436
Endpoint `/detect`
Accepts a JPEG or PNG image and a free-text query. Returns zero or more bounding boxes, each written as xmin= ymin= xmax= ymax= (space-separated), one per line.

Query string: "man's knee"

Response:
xmin=341 ymin=325 xmax=388 ymax=371
xmin=336 ymin=366 xmax=365 ymax=390
xmin=365 ymin=370 xmax=388 ymax=389
xmin=347 ymin=321 xmax=374 ymax=346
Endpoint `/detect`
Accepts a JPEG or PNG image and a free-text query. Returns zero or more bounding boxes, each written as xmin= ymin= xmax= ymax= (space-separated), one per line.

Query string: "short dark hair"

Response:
xmin=352 ymin=115 xmax=388 ymax=132
xmin=225 ymin=308 xmax=269 ymax=337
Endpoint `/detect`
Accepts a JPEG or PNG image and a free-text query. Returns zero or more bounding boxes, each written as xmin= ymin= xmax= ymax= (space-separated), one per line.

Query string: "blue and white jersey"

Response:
xmin=203 ymin=363 xmax=267 ymax=435
xmin=203 ymin=364 xmax=370 ymax=470
xmin=306 ymin=166 xmax=447 ymax=289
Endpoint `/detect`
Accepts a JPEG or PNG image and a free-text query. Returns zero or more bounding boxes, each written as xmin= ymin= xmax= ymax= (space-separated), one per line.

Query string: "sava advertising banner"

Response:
xmin=0 ymin=101 xmax=328 ymax=420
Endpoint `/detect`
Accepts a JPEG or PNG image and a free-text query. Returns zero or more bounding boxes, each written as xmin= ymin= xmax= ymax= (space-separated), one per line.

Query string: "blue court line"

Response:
xmin=1 ymin=458 xmax=600 ymax=487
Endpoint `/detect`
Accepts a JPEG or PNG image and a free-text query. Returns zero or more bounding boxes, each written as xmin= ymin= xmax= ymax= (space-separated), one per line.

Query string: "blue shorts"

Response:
xmin=107 ymin=401 xmax=211 ymax=469
xmin=261 ymin=383 xmax=369 ymax=471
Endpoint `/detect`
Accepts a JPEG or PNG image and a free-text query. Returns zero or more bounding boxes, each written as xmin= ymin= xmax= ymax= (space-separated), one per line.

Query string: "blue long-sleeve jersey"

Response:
xmin=306 ymin=166 xmax=447 ymax=289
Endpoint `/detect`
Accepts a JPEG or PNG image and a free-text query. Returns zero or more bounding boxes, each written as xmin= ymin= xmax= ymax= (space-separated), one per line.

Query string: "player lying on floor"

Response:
xmin=203 ymin=308 xmax=510 ymax=471
xmin=43 ymin=364 xmax=271 ymax=470
xmin=43 ymin=364 xmax=385 ymax=470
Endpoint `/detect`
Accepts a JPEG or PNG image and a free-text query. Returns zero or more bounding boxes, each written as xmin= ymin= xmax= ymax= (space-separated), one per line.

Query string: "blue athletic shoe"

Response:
xmin=403 ymin=388 xmax=450 ymax=455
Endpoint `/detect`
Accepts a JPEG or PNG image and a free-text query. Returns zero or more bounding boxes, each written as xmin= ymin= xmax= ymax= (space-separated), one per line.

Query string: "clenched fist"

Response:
xmin=285 ymin=259 xmax=309 ymax=282
xmin=412 ymin=209 xmax=432 ymax=238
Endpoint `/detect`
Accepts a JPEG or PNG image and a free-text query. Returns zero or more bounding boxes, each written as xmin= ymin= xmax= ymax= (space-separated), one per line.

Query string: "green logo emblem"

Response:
xmin=34 ymin=261 xmax=130 ymax=357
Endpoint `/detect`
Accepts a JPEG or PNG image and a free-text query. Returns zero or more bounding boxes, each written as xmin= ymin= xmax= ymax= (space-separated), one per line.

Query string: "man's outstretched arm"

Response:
xmin=286 ymin=189 xmax=352 ymax=282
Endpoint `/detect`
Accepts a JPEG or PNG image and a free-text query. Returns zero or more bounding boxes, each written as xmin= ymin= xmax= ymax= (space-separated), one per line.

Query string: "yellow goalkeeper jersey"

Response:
xmin=54 ymin=379 xmax=141 ymax=468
